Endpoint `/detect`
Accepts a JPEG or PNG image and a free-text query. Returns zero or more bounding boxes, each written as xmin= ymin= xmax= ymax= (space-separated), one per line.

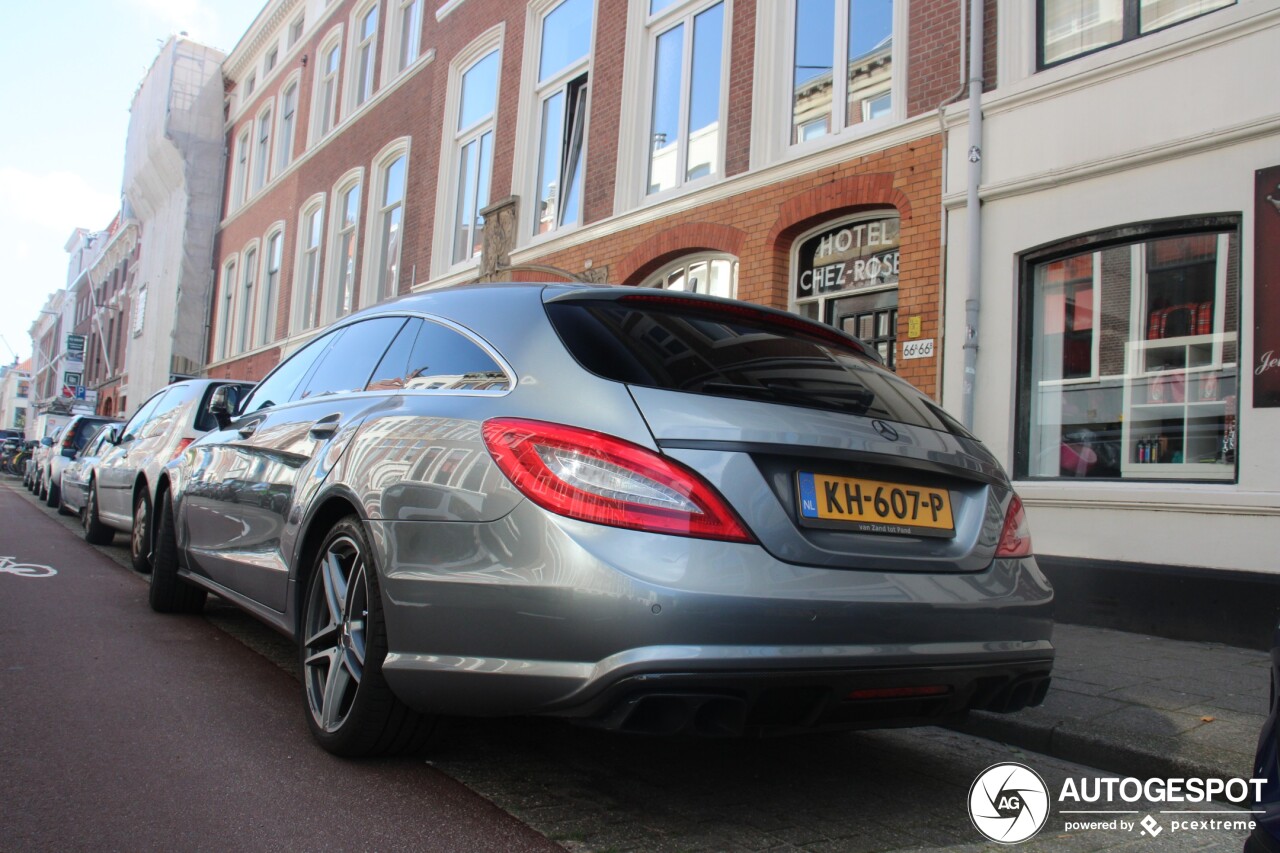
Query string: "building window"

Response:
xmin=646 ymin=0 xmax=725 ymax=196
xmin=643 ymin=253 xmax=738 ymax=298
xmin=252 ymin=106 xmax=273 ymax=191
xmin=238 ymin=246 xmax=258 ymax=353
xmin=258 ymin=229 xmax=283 ymax=346
xmin=295 ymin=201 xmax=326 ymax=332
xmin=533 ymin=0 xmax=593 ymax=234
xmin=330 ymin=176 xmax=362 ymax=318
xmin=133 ymin=284 xmax=148 ymax=336
xmin=246 ymin=73 xmax=257 ymax=96
xmin=289 ymin=15 xmax=305 ymax=48
xmin=313 ymin=33 xmax=343 ymax=142
xmin=351 ymin=3 xmax=379 ymax=109
xmin=1016 ymin=218 xmax=1240 ymax=482
xmin=277 ymin=81 xmax=299 ymax=173
xmin=232 ymin=128 xmax=251 ymax=210
xmin=791 ymin=213 xmax=901 ymax=366
xmin=218 ymin=260 xmax=237 ymax=360
xmin=1039 ymin=0 xmax=1234 ymax=68
xmin=451 ymin=49 xmax=500 ymax=265
xmin=390 ymin=0 xmax=424 ymax=75
xmin=370 ymin=150 xmax=407 ymax=302
xmin=790 ymin=0 xmax=894 ymax=145
xmin=266 ymin=47 xmax=279 ymax=72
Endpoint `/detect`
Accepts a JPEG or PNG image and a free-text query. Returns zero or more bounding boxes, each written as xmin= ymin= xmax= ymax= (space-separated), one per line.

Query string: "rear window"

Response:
xmin=72 ymin=419 xmax=114 ymax=450
xmin=546 ymin=296 xmax=955 ymax=432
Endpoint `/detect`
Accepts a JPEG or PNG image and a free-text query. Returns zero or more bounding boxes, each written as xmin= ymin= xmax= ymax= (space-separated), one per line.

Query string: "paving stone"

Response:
xmin=1103 ymin=684 xmax=1212 ymax=711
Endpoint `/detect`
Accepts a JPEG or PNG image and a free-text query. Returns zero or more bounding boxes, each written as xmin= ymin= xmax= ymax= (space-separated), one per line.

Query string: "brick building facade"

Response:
xmin=207 ymin=0 xmax=992 ymax=403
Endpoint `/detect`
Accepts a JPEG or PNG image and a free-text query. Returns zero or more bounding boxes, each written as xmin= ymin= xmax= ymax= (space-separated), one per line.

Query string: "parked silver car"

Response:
xmin=40 ymin=414 xmax=121 ymax=509
xmin=84 ymin=379 xmax=254 ymax=571
xmin=150 ymin=284 xmax=1054 ymax=756
xmin=29 ymin=432 xmax=58 ymax=495
xmin=59 ymin=423 xmax=119 ymax=517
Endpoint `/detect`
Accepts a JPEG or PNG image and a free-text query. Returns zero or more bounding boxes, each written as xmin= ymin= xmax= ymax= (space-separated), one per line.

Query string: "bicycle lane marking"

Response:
xmin=0 ymin=556 xmax=58 ymax=577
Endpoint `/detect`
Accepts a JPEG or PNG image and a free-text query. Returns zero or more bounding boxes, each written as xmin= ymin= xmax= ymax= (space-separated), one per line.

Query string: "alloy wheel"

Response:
xmin=303 ymin=535 xmax=369 ymax=733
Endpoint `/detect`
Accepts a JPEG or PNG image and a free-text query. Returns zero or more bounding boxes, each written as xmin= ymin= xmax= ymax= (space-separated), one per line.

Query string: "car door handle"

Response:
xmin=309 ymin=416 xmax=341 ymax=439
xmin=237 ymin=421 xmax=259 ymax=439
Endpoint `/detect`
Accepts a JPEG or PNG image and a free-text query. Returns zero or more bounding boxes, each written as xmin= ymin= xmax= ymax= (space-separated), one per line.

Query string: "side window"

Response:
xmin=402 ymin=320 xmax=510 ymax=390
xmin=297 ymin=317 xmax=408 ymax=400
xmin=366 ymin=318 xmax=423 ymax=391
xmin=141 ymin=386 xmax=191 ymax=440
xmin=242 ymin=333 xmax=339 ymax=413
xmin=121 ymin=392 xmax=167 ymax=442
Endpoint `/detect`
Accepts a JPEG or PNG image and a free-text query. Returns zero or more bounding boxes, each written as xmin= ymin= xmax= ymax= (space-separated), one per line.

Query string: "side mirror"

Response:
xmin=209 ymin=385 xmax=244 ymax=430
xmin=40 ymin=437 xmax=53 ymax=447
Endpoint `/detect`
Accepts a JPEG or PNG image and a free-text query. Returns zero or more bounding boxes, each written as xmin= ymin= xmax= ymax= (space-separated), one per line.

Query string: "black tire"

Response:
xmin=149 ymin=493 xmax=207 ymax=614
xmin=300 ymin=517 xmax=437 ymax=757
xmin=45 ymin=477 xmax=60 ymax=508
xmin=37 ymin=471 xmax=48 ymax=502
xmin=131 ymin=489 xmax=153 ymax=574
xmin=83 ymin=481 xmax=115 ymax=546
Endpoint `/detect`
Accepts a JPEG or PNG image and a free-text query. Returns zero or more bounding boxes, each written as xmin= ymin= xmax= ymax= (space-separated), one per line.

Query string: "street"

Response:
xmin=0 ymin=477 xmax=1253 ymax=852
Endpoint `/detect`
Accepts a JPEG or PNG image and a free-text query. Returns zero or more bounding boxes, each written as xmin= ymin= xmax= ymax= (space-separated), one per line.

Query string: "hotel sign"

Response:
xmin=794 ymin=215 xmax=900 ymax=300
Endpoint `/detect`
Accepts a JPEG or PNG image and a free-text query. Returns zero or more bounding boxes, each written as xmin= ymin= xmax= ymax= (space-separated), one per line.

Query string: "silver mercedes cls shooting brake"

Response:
xmin=151 ymin=283 xmax=1054 ymax=756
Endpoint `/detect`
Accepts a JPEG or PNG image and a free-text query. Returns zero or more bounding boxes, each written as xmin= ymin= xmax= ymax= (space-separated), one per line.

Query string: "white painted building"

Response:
xmin=940 ymin=2 xmax=1279 ymax=590
xmin=120 ymin=36 xmax=228 ymax=406
xmin=0 ymin=360 xmax=31 ymax=434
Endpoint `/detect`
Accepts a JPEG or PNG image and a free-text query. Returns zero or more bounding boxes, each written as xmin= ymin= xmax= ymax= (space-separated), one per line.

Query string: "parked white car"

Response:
xmin=84 ymin=379 xmax=253 ymax=571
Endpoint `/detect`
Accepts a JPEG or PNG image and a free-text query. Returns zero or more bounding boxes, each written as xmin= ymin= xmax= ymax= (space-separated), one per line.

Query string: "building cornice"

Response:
xmin=225 ymin=0 xmax=301 ymax=79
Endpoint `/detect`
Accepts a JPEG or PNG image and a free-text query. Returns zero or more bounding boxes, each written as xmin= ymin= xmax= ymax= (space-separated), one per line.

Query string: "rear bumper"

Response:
xmin=373 ymin=504 xmax=1055 ymax=726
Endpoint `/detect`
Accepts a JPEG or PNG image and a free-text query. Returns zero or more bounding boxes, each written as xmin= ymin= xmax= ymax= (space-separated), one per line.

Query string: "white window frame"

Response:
xmin=747 ymin=0 xmax=906 ymax=171
xmin=385 ymin=0 xmax=426 ymax=79
xmin=258 ymin=224 xmax=286 ymax=346
xmin=292 ymin=195 xmax=327 ymax=334
xmin=641 ymin=252 xmax=739 ymax=298
xmin=347 ymin=1 xmax=381 ymax=114
xmin=276 ymin=73 xmax=302 ymax=175
xmin=432 ymin=27 xmax=504 ymax=277
xmin=238 ymin=240 xmax=262 ymax=354
xmin=217 ymin=257 xmax=239 ymax=361
xmin=288 ymin=14 xmax=305 ymax=49
xmin=252 ymin=102 xmax=274 ymax=193
xmin=231 ymin=127 xmax=251 ymax=212
xmin=615 ymin=0 xmax=732 ymax=212
xmin=514 ymin=0 xmax=596 ymax=244
xmin=363 ymin=140 xmax=411 ymax=305
xmin=326 ymin=168 xmax=365 ymax=322
xmin=310 ymin=27 xmax=345 ymax=146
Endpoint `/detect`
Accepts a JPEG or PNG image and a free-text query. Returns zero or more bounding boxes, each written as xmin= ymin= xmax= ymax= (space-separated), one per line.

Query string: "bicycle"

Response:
xmin=0 ymin=556 xmax=57 ymax=577
xmin=3 ymin=448 xmax=30 ymax=476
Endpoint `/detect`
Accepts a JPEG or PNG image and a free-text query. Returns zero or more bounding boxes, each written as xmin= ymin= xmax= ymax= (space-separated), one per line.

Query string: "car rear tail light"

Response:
xmin=995 ymin=494 xmax=1033 ymax=558
xmin=170 ymin=437 xmax=195 ymax=462
xmin=482 ymin=418 xmax=754 ymax=543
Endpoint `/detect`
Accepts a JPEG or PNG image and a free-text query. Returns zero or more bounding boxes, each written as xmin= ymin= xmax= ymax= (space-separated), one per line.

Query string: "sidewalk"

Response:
xmin=956 ymin=622 xmax=1272 ymax=781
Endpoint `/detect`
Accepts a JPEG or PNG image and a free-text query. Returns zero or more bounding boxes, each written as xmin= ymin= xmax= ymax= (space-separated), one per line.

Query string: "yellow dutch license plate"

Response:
xmin=796 ymin=473 xmax=955 ymax=538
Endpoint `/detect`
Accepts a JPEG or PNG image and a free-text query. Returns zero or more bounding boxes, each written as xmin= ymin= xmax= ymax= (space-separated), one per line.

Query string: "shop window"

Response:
xmin=642 ymin=253 xmax=737 ymax=298
xmin=1017 ymin=219 xmax=1239 ymax=482
xmin=1038 ymin=0 xmax=1234 ymax=68
xmin=791 ymin=213 xmax=901 ymax=366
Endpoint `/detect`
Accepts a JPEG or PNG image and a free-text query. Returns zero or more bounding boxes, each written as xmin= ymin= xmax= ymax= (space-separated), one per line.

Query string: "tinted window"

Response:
xmin=242 ymin=333 xmax=337 ymax=413
xmin=72 ymin=418 xmax=113 ymax=450
xmin=296 ymin=317 xmax=406 ymax=400
xmin=366 ymin=319 xmax=422 ymax=391
xmin=121 ymin=391 xmax=168 ymax=442
xmin=547 ymin=296 xmax=950 ymax=431
xmin=400 ymin=319 xmax=509 ymax=390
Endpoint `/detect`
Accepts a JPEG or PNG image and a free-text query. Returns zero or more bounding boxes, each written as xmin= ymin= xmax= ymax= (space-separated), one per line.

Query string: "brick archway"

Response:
xmin=618 ymin=222 xmax=748 ymax=285
xmin=764 ymin=174 xmax=913 ymax=251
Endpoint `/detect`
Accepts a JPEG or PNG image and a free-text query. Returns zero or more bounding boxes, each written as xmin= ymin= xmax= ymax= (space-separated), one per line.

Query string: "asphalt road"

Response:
xmin=0 ymin=477 xmax=1253 ymax=852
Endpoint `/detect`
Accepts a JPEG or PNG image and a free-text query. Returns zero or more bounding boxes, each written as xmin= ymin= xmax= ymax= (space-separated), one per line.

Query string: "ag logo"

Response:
xmin=968 ymin=762 xmax=1050 ymax=844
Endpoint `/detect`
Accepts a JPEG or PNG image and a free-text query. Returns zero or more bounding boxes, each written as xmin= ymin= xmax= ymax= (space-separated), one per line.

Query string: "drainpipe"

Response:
xmin=961 ymin=0 xmax=985 ymax=430
xmin=936 ymin=0 xmax=968 ymax=403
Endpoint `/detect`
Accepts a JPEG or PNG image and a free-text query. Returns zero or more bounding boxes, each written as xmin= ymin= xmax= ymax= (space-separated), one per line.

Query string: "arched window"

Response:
xmin=293 ymin=197 xmax=326 ymax=332
xmin=642 ymin=252 xmax=738 ymax=298
xmin=328 ymin=170 xmax=364 ymax=320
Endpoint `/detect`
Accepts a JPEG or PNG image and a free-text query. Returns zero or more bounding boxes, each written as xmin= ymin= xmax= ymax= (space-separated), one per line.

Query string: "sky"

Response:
xmin=0 ymin=0 xmax=268 ymax=366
